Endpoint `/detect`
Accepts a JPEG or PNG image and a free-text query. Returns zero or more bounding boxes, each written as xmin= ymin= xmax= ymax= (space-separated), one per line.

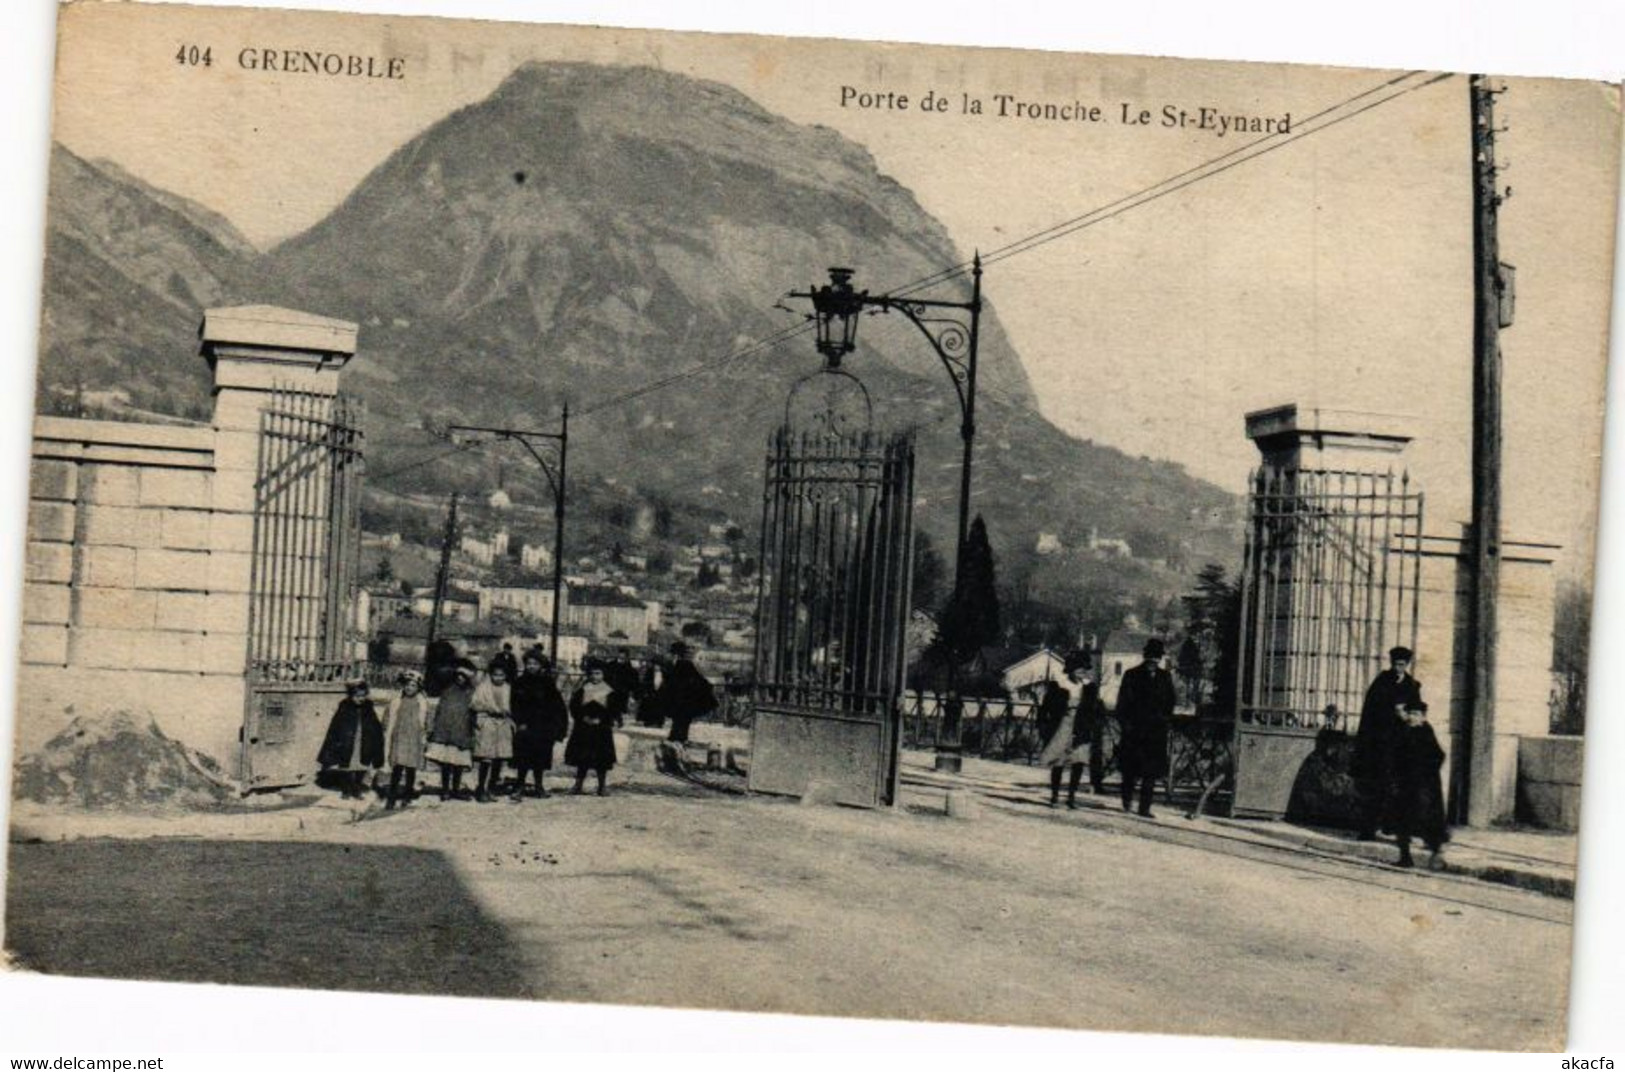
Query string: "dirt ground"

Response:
xmin=3 ymin=764 xmax=1572 ymax=1051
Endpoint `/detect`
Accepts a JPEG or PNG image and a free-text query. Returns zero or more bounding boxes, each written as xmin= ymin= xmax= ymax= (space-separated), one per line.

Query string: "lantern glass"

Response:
xmin=813 ymin=267 xmax=861 ymax=364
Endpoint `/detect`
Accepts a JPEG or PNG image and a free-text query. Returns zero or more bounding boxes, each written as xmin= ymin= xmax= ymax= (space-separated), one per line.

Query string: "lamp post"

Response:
xmin=449 ymin=406 xmax=569 ymax=667
xmin=790 ymin=256 xmax=983 ymax=772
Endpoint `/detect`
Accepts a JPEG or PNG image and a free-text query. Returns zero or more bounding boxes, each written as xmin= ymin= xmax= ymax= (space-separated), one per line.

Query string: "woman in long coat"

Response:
xmin=566 ymin=665 xmax=624 ymax=795
xmin=510 ymin=648 xmax=569 ymax=799
xmin=426 ymin=660 xmax=477 ymax=800
xmin=1114 ymin=638 xmax=1176 ymax=818
xmin=1037 ymin=663 xmax=1097 ymax=808
xmin=317 ymin=678 xmax=385 ymax=799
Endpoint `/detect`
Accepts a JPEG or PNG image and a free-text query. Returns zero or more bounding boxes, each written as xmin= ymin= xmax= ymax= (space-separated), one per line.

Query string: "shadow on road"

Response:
xmin=5 ymin=838 xmax=537 ymax=998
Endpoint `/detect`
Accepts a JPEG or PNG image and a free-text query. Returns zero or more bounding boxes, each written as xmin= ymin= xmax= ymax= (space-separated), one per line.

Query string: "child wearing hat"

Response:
xmin=317 ymin=678 xmax=385 ymax=800
xmin=510 ymin=647 xmax=569 ymax=799
xmin=383 ymin=669 xmax=430 ymax=809
xmin=426 ymin=659 xmax=478 ymax=800
xmin=1391 ymin=699 xmax=1449 ymax=869
xmin=471 ymin=658 xmax=515 ymax=802
xmin=566 ymin=665 xmax=623 ymax=795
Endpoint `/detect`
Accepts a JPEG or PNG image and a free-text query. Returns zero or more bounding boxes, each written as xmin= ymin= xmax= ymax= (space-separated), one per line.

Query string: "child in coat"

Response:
xmin=383 ymin=669 xmax=430 ymax=809
xmin=566 ymin=665 xmax=623 ymax=796
xmin=317 ymin=679 xmax=384 ymax=799
xmin=426 ymin=660 xmax=478 ymax=800
xmin=1391 ymin=699 xmax=1450 ymax=869
xmin=471 ymin=660 xmax=515 ymax=802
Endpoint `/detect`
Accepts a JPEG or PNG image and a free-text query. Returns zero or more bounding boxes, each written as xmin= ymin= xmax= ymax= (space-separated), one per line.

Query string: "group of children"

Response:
xmin=316 ymin=646 xmax=625 ymax=808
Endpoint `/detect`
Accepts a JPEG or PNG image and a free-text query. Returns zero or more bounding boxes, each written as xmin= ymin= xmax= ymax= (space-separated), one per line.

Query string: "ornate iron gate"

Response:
xmin=749 ymin=403 xmax=915 ymax=807
xmin=241 ymin=386 xmax=366 ymax=789
xmin=1233 ymin=466 xmax=1422 ymax=817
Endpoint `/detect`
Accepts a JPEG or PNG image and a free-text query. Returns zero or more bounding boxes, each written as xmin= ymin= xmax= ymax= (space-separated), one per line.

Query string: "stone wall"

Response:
xmin=1518 ymin=735 xmax=1584 ymax=831
xmin=14 ymin=304 xmax=358 ymax=781
xmin=19 ymin=417 xmax=253 ymax=768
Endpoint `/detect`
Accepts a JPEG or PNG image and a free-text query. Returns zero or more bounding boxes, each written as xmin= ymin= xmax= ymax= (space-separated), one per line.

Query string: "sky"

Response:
xmin=43 ymin=4 xmax=1621 ymax=579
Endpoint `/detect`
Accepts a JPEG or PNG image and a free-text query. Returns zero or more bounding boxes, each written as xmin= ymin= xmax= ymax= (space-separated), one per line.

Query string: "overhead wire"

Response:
xmin=391 ymin=68 xmax=1457 ymax=448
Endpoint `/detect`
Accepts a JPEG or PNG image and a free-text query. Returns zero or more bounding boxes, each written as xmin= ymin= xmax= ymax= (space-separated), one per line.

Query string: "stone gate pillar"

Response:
xmin=16 ymin=305 xmax=356 ymax=773
xmin=1240 ymin=402 xmax=1560 ymax=828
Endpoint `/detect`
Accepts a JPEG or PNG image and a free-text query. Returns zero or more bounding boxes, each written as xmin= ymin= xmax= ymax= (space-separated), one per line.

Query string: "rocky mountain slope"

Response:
xmin=35 ymin=62 xmax=1241 ymax=613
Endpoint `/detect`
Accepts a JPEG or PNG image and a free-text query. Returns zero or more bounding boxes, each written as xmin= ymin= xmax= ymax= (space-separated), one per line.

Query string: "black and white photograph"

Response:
xmin=2 ymin=0 xmax=1623 ymax=1059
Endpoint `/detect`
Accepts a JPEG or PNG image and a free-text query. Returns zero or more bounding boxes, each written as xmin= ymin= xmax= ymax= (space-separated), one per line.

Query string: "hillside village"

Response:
xmin=358 ymin=479 xmax=763 ymax=683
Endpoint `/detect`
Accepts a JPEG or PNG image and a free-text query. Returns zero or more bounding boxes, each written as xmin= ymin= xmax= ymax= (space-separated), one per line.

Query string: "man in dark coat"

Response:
xmin=492 ymin=642 xmax=520 ymax=683
xmin=655 ymin=641 xmax=717 ymax=744
xmin=1353 ymin=645 xmax=1423 ymax=840
xmin=604 ymin=647 xmax=641 ymax=697
xmin=509 ymin=648 xmax=570 ymax=799
xmin=1391 ymin=699 xmax=1449 ymax=868
xmin=1114 ymin=638 xmax=1176 ymax=817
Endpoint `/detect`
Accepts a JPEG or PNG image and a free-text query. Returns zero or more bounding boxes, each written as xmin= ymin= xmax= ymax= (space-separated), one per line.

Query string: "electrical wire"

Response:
xmin=570 ymin=68 xmax=1453 ymax=423
xmin=383 ymin=68 xmax=1454 ymax=457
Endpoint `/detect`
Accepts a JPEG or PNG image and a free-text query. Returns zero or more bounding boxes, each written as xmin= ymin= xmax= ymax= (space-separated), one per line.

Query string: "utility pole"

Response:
xmin=449 ymin=408 xmax=570 ymax=667
xmin=427 ymin=490 xmax=461 ymax=663
xmin=1463 ymin=74 xmax=1510 ymax=826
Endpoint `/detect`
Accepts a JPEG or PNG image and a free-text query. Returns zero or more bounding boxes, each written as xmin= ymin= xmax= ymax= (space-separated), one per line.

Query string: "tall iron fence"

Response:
xmin=246 ymin=386 xmax=366 ymax=684
xmin=1237 ymin=466 xmax=1423 ymax=734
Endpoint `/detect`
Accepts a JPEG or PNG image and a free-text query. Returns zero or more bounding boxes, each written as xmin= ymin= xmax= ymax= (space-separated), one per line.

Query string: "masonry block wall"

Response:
xmin=15 ymin=305 xmax=357 ymax=778
xmin=20 ymin=418 xmax=253 ymax=767
xmin=1415 ymin=531 xmax=1558 ymax=825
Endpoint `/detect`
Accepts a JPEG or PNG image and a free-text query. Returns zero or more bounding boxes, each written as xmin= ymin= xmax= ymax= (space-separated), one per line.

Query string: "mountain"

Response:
xmin=36 ymin=146 xmax=266 ymax=417
xmin=34 ymin=62 xmax=1242 ymax=620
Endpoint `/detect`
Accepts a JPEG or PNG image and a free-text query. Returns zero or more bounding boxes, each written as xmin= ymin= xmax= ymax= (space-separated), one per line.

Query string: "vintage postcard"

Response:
xmin=4 ymin=0 xmax=1622 ymax=1054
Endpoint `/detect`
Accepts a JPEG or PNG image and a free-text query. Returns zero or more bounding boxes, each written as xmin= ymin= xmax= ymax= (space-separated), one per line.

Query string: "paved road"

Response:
xmin=6 ymin=774 xmax=1570 ymax=1050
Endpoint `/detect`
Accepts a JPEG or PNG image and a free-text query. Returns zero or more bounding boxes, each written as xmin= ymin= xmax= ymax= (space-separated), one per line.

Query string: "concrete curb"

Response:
xmin=900 ymin=762 xmax=1576 ymax=901
xmin=1208 ymin=818 xmax=1577 ymax=899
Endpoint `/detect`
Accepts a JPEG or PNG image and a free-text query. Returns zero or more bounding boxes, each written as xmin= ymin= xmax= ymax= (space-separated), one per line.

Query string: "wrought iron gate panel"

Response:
xmin=241 ymin=386 xmax=365 ymax=790
xmin=1233 ymin=466 xmax=1422 ymax=817
xmin=750 ymin=427 xmax=914 ymax=807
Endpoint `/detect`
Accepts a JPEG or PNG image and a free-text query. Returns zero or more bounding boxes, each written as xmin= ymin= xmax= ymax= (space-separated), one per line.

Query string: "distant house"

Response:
xmin=360 ymin=586 xmax=412 ymax=632
xmin=1035 ymin=532 xmax=1064 ymax=556
xmin=563 ymin=584 xmax=650 ymax=645
xmin=1000 ymin=648 xmax=1069 ymax=695
xmin=460 ymin=528 xmax=508 ymax=566
xmin=1086 ymin=526 xmax=1132 ymax=559
xmin=409 ymin=585 xmax=479 ymax=622
xmin=479 ymin=584 xmax=560 ymax=624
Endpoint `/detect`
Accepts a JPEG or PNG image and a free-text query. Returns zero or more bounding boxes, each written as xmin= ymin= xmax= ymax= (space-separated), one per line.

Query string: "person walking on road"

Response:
xmin=653 ymin=641 xmax=716 ymax=745
xmin=1354 ymin=645 xmax=1423 ymax=841
xmin=1037 ymin=661 xmax=1098 ymax=809
xmin=1391 ymin=699 xmax=1449 ymax=869
xmin=1114 ymin=638 xmax=1176 ymax=818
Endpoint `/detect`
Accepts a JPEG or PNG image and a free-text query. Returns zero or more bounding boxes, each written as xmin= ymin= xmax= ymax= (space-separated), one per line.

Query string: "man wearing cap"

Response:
xmin=1114 ymin=638 xmax=1177 ymax=817
xmin=1354 ymin=646 xmax=1423 ymax=841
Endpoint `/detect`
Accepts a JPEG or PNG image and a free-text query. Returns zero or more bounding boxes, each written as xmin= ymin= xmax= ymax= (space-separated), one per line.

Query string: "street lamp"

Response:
xmin=790 ymin=255 xmax=984 ymax=772
xmin=809 ymin=267 xmax=865 ymax=364
xmin=449 ymin=406 xmax=570 ymax=667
